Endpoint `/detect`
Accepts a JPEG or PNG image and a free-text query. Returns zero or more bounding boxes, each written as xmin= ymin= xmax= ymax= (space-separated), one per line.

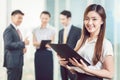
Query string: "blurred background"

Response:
xmin=0 ymin=0 xmax=120 ymax=80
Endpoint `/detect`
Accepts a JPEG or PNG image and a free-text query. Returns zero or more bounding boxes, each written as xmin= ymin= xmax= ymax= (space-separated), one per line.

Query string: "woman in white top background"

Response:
xmin=32 ymin=11 xmax=55 ymax=80
xmin=59 ymin=4 xmax=114 ymax=80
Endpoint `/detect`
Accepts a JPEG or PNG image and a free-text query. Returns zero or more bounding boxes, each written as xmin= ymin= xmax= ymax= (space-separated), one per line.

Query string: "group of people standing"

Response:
xmin=3 ymin=4 xmax=114 ymax=80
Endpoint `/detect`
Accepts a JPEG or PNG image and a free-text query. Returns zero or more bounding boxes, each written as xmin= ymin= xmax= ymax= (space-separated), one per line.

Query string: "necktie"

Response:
xmin=63 ymin=28 xmax=67 ymax=44
xmin=17 ymin=29 xmax=22 ymax=40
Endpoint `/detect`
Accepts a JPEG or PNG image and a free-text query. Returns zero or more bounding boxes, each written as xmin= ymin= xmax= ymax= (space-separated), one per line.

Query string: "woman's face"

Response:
xmin=40 ymin=14 xmax=50 ymax=25
xmin=84 ymin=11 xmax=103 ymax=35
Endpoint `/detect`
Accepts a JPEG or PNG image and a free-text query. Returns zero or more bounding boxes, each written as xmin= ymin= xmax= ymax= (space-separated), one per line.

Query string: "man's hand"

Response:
xmin=23 ymin=48 xmax=27 ymax=54
xmin=24 ymin=37 xmax=29 ymax=45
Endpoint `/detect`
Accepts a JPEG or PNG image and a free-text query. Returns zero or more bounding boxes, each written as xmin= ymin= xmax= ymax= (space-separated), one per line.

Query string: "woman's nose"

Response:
xmin=88 ymin=20 xmax=93 ymax=25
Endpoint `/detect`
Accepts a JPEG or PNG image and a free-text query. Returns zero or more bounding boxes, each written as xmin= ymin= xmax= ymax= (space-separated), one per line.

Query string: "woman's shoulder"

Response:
xmin=47 ymin=25 xmax=55 ymax=29
xmin=32 ymin=26 xmax=40 ymax=33
xmin=101 ymin=38 xmax=114 ymax=62
xmin=103 ymin=38 xmax=113 ymax=47
xmin=47 ymin=25 xmax=56 ymax=32
xmin=102 ymin=38 xmax=113 ymax=55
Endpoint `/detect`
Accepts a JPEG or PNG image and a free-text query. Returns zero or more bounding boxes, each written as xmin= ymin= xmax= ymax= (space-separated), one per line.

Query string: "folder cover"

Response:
xmin=40 ymin=40 xmax=51 ymax=49
xmin=49 ymin=44 xmax=90 ymax=66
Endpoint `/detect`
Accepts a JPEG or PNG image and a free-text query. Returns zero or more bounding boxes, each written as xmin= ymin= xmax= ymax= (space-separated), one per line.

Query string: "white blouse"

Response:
xmin=72 ymin=38 xmax=113 ymax=73
xmin=32 ymin=24 xmax=55 ymax=42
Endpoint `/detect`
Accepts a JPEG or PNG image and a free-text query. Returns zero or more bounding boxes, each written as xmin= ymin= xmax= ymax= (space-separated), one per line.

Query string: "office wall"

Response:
xmin=0 ymin=0 xmax=7 ymax=79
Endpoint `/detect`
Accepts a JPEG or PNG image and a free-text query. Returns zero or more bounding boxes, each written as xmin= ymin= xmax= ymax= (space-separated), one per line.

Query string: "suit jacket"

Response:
xmin=3 ymin=24 xmax=25 ymax=68
xmin=58 ymin=25 xmax=81 ymax=49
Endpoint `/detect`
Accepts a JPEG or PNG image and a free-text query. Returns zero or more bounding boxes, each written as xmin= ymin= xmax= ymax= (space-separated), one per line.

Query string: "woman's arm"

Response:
xmin=51 ymin=33 xmax=55 ymax=43
xmin=46 ymin=32 xmax=55 ymax=48
xmin=74 ymin=39 xmax=81 ymax=51
xmin=69 ymin=55 xmax=114 ymax=79
xmin=86 ymin=55 xmax=114 ymax=79
xmin=32 ymin=33 xmax=40 ymax=48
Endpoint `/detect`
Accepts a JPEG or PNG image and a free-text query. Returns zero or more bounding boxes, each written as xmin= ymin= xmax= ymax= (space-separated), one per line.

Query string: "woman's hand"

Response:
xmin=57 ymin=55 xmax=68 ymax=67
xmin=66 ymin=65 xmax=76 ymax=74
xmin=69 ymin=58 xmax=89 ymax=72
xmin=45 ymin=44 xmax=51 ymax=48
xmin=59 ymin=58 xmax=68 ymax=67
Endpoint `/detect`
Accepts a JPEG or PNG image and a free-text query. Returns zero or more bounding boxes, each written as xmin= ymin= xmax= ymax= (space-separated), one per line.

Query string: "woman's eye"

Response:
xmin=85 ymin=18 xmax=89 ymax=20
xmin=93 ymin=18 xmax=97 ymax=21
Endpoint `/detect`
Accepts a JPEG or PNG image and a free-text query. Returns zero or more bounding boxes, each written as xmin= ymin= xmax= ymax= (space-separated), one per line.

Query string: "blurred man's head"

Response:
xmin=60 ymin=10 xmax=71 ymax=27
xmin=11 ymin=10 xmax=24 ymax=26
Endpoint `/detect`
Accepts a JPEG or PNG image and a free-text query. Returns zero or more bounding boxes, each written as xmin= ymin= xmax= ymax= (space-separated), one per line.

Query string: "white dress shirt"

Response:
xmin=63 ymin=23 xmax=72 ymax=37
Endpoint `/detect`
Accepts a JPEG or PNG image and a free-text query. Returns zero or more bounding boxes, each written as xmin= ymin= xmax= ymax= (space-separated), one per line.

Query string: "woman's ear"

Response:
xmin=68 ymin=17 xmax=71 ymax=21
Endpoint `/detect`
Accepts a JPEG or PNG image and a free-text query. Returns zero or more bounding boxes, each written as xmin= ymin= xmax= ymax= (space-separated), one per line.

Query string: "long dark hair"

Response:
xmin=77 ymin=4 xmax=106 ymax=65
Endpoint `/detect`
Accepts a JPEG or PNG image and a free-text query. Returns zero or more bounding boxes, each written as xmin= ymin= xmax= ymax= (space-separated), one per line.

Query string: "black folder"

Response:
xmin=49 ymin=44 xmax=90 ymax=66
xmin=40 ymin=40 xmax=51 ymax=49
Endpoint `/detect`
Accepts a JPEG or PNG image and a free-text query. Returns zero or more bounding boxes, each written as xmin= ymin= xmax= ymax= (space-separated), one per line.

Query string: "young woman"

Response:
xmin=32 ymin=11 xmax=55 ymax=80
xmin=59 ymin=4 xmax=114 ymax=80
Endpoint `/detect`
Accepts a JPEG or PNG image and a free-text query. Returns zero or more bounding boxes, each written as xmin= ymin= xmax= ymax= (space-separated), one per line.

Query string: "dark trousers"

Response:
xmin=61 ymin=66 xmax=77 ymax=80
xmin=77 ymin=73 xmax=103 ymax=80
xmin=7 ymin=67 xmax=22 ymax=80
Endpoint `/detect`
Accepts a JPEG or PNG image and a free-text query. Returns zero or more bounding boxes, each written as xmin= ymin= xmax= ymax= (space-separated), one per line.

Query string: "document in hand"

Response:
xmin=40 ymin=40 xmax=51 ymax=49
xmin=49 ymin=44 xmax=90 ymax=66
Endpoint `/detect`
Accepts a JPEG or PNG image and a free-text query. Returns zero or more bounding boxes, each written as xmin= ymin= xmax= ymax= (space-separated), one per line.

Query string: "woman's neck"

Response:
xmin=90 ymin=34 xmax=98 ymax=39
xmin=87 ymin=34 xmax=98 ymax=42
xmin=41 ymin=24 xmax=47 ymax=28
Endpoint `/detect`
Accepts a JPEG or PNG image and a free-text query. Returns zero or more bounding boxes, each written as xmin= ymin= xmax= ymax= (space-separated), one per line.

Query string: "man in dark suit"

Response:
xmin=3 ymin=10 xmax=29 ymax=80
xmin=58 ymin=10 xmax=82 ymax=80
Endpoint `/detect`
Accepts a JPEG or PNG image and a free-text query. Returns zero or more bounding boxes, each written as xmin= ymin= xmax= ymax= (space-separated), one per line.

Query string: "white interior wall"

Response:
xmin=0 ymin=0 xmax=8 ymax=79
